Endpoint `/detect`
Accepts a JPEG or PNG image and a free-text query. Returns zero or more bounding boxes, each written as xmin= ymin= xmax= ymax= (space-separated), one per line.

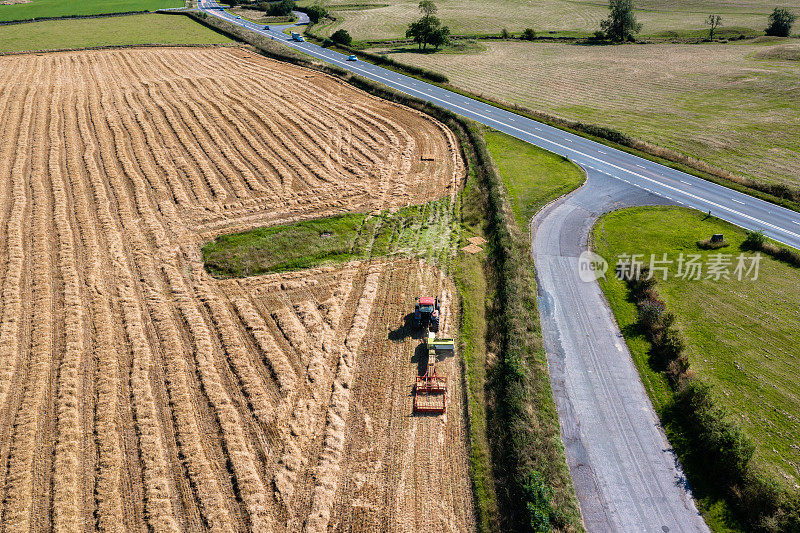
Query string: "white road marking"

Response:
xmin=207 ymin=8 xmax=800 ymax=242
xmin=598 ymin=150 xmax=607 ymax=154
xmin=680 ymin=180 xmax=691 ymax=185
xmin=732 ymin=199 xmax=746 ymax=205
xmin=792 ymin=220 xmax=800 ymax=225
xmin=636 ymin=164 xmax=646 ymax=169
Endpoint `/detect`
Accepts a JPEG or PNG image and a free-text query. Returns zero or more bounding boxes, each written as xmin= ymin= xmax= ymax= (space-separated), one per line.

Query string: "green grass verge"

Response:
xmin=484 ymin=128 xmax=586 ymax=531
xmin=0 ymin=0 xmax=181 ymax=22
xmin=0 ymin=13 xmax=233 ymax=53
xmin=485 ymin=129 xmax=585 ymax=229
xmin=593 ymin=206 xmax=800 ymax=531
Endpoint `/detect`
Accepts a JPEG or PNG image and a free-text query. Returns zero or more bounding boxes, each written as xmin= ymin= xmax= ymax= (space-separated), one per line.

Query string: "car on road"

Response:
xmin=263 ymin=25 xmax=270 ymax=30
xmin=347 ymin=55 xmax=358 ymax=61
xmin=235 ymin=15 xmax=241 ymax=19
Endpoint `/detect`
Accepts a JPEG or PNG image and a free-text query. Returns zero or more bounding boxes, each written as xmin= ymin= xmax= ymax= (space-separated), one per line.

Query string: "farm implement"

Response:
xmin=413 ymin=331 xmax=454 ymax=414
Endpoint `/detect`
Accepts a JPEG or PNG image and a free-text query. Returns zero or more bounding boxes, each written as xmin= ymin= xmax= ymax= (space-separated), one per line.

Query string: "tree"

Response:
xmin=265 ymin=0 xmax=294 ymax=17
xmin=522 ymin=27 xmax=536 ymax=40
xmin=418 ymin=0 xmax=437 ymax=17
xmin=765 ymin=7 xmax=796 ymax=36
xmin=599 ymin=0 xmax=642 ymax=42
xmin=331 ymin=29 xmax=352 ymax=46
xmin=705 ymin=14 xmax=722 ymax=40
xmin=303 ymin=4 xmax=328 ymax=23
xmin=501 ymin=27 xmax=510 ymax=39
xmin=428 ymin=24 xmax=450 ymax=49
xmin=405 ymin=0 xmax=450 ymax=51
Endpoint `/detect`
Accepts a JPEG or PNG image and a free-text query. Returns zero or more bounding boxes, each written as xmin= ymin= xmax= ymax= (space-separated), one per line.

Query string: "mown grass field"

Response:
xmin=0 ymin=0 xmax=181 ymax=22
xmin=593 ymin=206 xmax=800 ymax=501
xmin=302 ymin=0 xmax=800 ymax=40
xmin=0 ymin=13 xmax=232 ymax=52
xmin=369 ymin=39 xmax=800 ymax=190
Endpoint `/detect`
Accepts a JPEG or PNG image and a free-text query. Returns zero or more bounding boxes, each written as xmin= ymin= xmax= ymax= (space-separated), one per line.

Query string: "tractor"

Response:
xmin=413 ymin=296 xmax=440 ymax=332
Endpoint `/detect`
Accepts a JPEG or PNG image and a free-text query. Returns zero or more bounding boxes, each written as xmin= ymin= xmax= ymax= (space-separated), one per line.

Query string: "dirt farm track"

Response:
xmin=0 ymin=47 xmax=472 ymax=531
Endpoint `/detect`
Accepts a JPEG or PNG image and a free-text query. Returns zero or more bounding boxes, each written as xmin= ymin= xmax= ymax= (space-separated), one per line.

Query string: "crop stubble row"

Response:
xmin=0 ymin=47 xmax=472 ymax=531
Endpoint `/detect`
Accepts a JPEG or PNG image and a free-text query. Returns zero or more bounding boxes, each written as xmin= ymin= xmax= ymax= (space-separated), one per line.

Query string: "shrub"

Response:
xmin=774 ymin=246 xmax=800 ymax=267
xmin=264 ymin=0 xmax=294 ymax=17
xmin=501 ymin=27 xmax=510 ymax=39
xmin=697 ymin=238 xmax=728 ymax=249
xmin=675 ymin=378 xmax=755 ymax=485
xmin=742 ymin=230 xmax=766 ymax=250
xmin=636 ymin=297 xmax=666 ymax=332
xmin=302 ymin=4 xmax=328 ymax=23
xmin=765 ymin=7 xmax=796 ymax=37
xmin=330 ymin=29 xmax=352 ymax=46
xmin=523 ymin=471 xmax=555 ymax=532
xmin=521 ymin=28 xmax=536 ymax=40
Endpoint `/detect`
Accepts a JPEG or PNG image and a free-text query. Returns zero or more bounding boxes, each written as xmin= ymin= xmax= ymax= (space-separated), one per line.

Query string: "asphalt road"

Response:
xmin=533 ymin=172 xmax=709 ymax=532
xmin=194 ymin=4 xmax=790 ymax=530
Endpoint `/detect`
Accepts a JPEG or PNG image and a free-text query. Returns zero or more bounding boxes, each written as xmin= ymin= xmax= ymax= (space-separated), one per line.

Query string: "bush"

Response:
xmin=521 ymin=28 xmax=536 ymax=40
xmin=330 ymin=29 xmax=352 ymax=46
xmin=501 ymin=27 xmax=510 ymax=39
xmin=636 ymin=297 xmax=666 ymax=330
xmin=697 ymin=238 xmax=728 ymax=249
xmin=674 ymin=378 xmax=755 ymax=485
xmin=765 ymin=7 xmax=796 ymax=37
xmin=742 ymin=230 xmax=766 ymax=250
xmin=264 ymin=0 xmax=294 ymax=17
xmin=523 ymin=471 xmax=555 ymax=532
xmin=301 ymin=4 xmax=327 ymax=23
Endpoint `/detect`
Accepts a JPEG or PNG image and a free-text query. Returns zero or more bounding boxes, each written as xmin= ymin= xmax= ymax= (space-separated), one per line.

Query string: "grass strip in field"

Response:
xmin=0 ymin=13 xmax=233 ymax=53
xmin=0 ymin=0 xmax=181 ymax=22
xmin=593 ymin=206 xmax=800 ymax=531
xmin=202 ymin=198 xmax=460 ymax=278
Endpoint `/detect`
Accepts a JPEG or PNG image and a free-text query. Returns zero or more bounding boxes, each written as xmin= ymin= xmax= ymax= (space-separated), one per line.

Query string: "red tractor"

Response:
xmin=414 ymin=297 xmax=440 ymax=332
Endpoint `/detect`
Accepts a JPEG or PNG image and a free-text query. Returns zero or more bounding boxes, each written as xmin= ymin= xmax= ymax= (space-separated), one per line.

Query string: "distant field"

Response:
xmin=302 ymin=0 xmax=800 ymax=40
xmin=369 ymin=40 xmax=800 ymax=189
xmin=594 ymin=206 xmax=800 ymax=492
xmin=0 ymin=13 xmax=233 ymax=52
xmin=0 ymin=0 xmax=181 ymax=22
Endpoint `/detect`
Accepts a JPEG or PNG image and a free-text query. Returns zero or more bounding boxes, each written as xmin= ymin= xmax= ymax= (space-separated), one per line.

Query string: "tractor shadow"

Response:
xmin=410 ymin=342 xmax=456 ymax=376
xmin=388 ymin=312 xmax=426 ymax=342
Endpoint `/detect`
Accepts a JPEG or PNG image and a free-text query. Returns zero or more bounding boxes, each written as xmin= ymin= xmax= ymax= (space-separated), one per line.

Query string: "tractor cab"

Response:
xmin=414 ymin=296 xmax=440 ymax=332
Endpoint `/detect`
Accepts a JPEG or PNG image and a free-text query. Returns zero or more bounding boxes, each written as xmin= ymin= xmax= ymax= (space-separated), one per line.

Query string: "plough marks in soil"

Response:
xmin=0 ymin=47 xmax=471 ymax=531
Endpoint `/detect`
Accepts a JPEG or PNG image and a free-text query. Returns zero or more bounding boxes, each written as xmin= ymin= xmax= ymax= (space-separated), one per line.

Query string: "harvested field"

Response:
xmin=305 ymin=0 xmax=800 ymax=40
xmin=0 ymin=46 xmax=470 ymax=531
xmin=372 ymin=40 xmax=800 ymax=189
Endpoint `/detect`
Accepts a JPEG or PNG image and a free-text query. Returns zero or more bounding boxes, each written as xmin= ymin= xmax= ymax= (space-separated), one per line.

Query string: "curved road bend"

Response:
xmin=195 ymin=2 xmax=795 ymax=529
xmin=533 ymin=171 xmax=708 ymax=531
